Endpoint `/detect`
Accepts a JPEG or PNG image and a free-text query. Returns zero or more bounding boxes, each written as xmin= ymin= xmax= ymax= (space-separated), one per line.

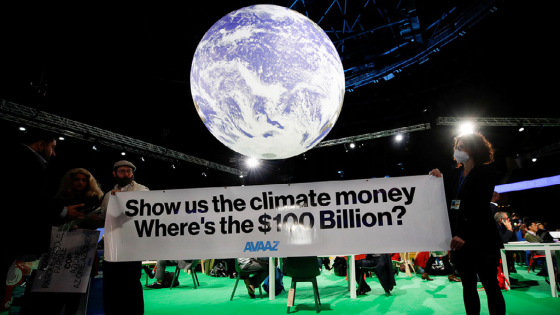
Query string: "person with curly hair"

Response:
xmin=430 ymin=132 xmax=505 ymax=315
xmin=54 ymin=168 xmax=105 ymax=229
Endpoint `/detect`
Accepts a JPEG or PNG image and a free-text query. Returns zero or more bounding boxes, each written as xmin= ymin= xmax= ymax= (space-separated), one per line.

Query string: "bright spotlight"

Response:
xmin=518 ymin=127 xmax=524 ymax=132
xmin=395 ymin=134 xmax=403 ymax=141
xmin=59 ymin=137 xmax=65 ymax=141
xmin=172 ymin=164 xmax=176 ymax=169
xmin=459 ymin=123 xmax=474 ymax=135
xmin=349 ymin=143 xmax=356 ymax=149
xmin=141 ymin=157 xmax=145 ymax=162
xmin=532 ymin=158 xmax=537 ymax=162
xmin=93 ymin=145 xmax=97 ymax=151
xmin=246 ymin=158 xmax=259 ymax=168
xmin=19 ymin=127 xmax=26 ymax=131
xmin=239 ymin=175 xmax=244 ymax=178
xmin=121 ymin=152 xmax=126 ymax=156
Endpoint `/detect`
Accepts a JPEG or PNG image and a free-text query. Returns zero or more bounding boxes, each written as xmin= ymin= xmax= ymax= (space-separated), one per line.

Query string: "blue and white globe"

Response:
xmin=190 ymin=4 xmax=345 ymax=159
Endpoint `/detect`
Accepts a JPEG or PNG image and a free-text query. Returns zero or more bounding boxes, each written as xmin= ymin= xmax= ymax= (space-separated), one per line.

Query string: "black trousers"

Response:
xmin=451 ymin=250 xmax=505 ymax=315
xmin=0 ymin=254 xmax=14 ymax=303
xmin=103 ymin=260 xmax=144 ymax=314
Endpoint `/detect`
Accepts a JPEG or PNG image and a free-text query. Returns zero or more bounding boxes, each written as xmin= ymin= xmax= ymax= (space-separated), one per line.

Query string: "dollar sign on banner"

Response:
xmin=258 ymin=213 xmax=272 ymax=234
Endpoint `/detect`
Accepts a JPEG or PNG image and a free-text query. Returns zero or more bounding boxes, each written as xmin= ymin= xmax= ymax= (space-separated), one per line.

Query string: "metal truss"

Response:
xmin=313 ymin=123 xmax=430 ymax=148
xmin=437 ymin=117 xmax=560 ymax=127
xmin=0 ymin=99 xmax=246 ymax=176
xmin=517 ymin=141 xmax=560 ymax=161
xmin=285 ymin=0 xmax=501 ymax=90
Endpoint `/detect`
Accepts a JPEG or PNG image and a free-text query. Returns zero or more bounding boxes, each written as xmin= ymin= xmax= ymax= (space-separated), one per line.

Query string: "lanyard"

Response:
xmin=455 ymin=170 xmax=467 ymax=199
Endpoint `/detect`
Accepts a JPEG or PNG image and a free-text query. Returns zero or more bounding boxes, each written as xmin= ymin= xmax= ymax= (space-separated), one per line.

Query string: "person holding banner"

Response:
xmin=54 ymin=168 xmax=105 ymax=228
xmin=101 ymin=160 xmax=148 ymax=314
xmin=430 ymin=132 xmax=505 ymax=315
xmin=20 ymin=168 xmax=106 ymax=315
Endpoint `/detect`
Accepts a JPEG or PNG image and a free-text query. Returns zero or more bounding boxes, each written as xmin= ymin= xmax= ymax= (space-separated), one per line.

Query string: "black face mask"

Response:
xmin=116 ymin=175 xmax=134 ymax=188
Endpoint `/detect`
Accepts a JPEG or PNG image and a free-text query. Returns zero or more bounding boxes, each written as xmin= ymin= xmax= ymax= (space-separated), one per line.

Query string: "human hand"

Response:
xmin=429 ymin=169 xmax=442 ymax=177
xmin=450 ymin=236 xmax=465 ymax=250
xmin=66 ymin=204 xmax=86 ymax=220
xmin=503 ymin=220 xmax=512 ymax=231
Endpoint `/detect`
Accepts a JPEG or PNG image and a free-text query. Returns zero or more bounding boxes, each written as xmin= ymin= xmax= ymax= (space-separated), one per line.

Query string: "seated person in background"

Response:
xmin=238 ymin=257 xmax=269 ymax=298
xmin=525 ymin=220 xmax=558 ymax=279
xmin=421 ymin=251 xmax=460 ymax=282
xmin=495 ymin=212 xmax=518 ymax=276
xmin=146 ymin=260 xmax=196 ymax=289
xmin=354 ymin=254 xmax=396 ymax=296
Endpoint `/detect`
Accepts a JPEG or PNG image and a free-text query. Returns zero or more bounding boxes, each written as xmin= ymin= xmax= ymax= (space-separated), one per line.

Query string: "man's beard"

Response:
xmin=116 ymin=175 xmax=134 ymax=187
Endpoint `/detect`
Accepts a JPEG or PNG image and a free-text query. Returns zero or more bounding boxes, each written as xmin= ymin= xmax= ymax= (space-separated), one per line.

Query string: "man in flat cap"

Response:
xmin=101 ymin=160 xmax=148 ymax=314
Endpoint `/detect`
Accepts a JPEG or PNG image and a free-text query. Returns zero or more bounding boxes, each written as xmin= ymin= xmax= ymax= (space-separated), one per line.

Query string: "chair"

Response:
xmin=285 ymin=256 xmax=321 ymax=313
xmin=230 ymin=258 xmax=263 ymax=300
xmin=170 ymin=260 xmax=200 ymax=290
xmin=528 ymin=251 xmax=545 ymax=273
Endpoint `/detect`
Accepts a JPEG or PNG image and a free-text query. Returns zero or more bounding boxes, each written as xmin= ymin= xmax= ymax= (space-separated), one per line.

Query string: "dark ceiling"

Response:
xmin=0 ymin=0 xmax=557 ymax=201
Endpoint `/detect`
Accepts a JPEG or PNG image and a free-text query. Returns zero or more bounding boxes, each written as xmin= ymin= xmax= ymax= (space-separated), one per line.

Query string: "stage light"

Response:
xmin=395 ymin=134 xmax=403 ymax=141
xmin=495 ymin=175 xmax=560 ymax=194
xmin=239 ymin=175 xmax=244 ymax=178
xmin=246 ymin=158 xmax=259 ymax=168
xmin=349 ymin=143 xmax=356 ymax=149
xmin=93 ymin=145 xmax=98 ymax=151
xmin=141 ymin=157 xmax=145 ymax=162
xmin=202 ymin=172 xmax=207 ymax=177
xmin=532 ymin=158 xmax=537 ymax=162
xmin=459 ymin=123 xmax=474 ymax=135
xmin=121 ymin=152 xmax=126 ymax=156
xmin=518 ymin=123 xmax=524 ymax=132
xmin=19 ymin=127 xmax=26 ymax=131
xmin=58 ymin=137 xmax=65 ymax=140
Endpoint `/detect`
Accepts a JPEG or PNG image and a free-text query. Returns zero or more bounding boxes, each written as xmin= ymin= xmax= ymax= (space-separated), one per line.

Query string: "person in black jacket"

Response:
xmin=0 ymin=130 xmax=85 ymax=302
xmin=430 ymin=132 xmax=505 ymax=315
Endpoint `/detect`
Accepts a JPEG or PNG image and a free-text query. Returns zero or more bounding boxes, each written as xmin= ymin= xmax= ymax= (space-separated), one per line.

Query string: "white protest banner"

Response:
xmin=105 ymin=175 xmax=450 ymax=261
xmin=32 ymin=227 xmax=100 ymax=293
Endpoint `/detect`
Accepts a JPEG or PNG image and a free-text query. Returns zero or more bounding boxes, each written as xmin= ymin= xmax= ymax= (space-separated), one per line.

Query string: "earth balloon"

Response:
xmin=190 ymin=5 xmax=345 ymax=159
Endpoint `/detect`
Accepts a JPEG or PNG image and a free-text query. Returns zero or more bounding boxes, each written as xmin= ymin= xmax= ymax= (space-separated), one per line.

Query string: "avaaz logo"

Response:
xmin=243 ymin=241 xmax=280 ymax=252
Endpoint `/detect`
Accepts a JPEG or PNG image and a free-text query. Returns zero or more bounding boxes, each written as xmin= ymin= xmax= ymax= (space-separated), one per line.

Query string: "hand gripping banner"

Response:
xmin=105 ymin=175 xmax=451 ymax=261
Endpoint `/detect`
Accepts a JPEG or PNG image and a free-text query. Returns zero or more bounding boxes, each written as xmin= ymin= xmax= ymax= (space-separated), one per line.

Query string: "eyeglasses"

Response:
xmin=455 ymin=145 xmax=466 ymax=151
xmin=117 ymin=169 xmax=133 ymax=175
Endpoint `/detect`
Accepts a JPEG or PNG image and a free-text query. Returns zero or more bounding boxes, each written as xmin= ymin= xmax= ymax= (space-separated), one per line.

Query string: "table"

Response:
xmin=501 ymin=242 xmax=560 ymax=297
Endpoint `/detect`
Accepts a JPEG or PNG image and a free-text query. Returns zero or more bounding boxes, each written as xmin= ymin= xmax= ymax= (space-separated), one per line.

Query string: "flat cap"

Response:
xmin=113 ymin=160 xmax=136 ymax=171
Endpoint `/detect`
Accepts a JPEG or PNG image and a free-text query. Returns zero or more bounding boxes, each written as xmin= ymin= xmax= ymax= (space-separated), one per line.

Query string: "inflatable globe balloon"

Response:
xmin=190 ymin=4 xmax=345 ymax=159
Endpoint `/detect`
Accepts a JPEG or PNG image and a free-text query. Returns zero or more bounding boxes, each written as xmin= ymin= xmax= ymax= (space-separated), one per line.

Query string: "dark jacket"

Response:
xmin=444 ymin=165 xmax=503 ymax=256
xmin=0 ymin=142 xmax=63 ymax=256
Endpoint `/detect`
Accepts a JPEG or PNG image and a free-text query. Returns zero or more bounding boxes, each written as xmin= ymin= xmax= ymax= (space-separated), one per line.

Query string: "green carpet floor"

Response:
xmin=142 ymin=263 xmax=560 ymax=315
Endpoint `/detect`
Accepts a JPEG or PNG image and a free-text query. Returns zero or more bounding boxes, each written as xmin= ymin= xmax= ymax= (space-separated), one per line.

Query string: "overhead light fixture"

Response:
xmin=518 ymin=123 xmax=524 ymax=132
xmin=349 ymin=143 xmax=356 ymax=149
xmin=121 ymin=152 xmax=126 ymax=156
xmin=59 ymin=137 xmax=65 ymax=141
xmin=239 ymin=175 xmax=244 ymax=178
xmin=202 ymin=172 xmax=207 ymax=177
xmin=93 ymin=145 xmax=98 ymax=151
xmin=172 ymin=164 xmax=176 ymax=169
xmin=246 ymin=158 xmax=259 ymax=168
xmin=19 ymin=127 xmax=26 ymax=131
xmin=532 ymin=158 xmax=537 ymax=162
xmin=459 ymin=123 xmax=474 ymax=135
xmin=395 ymin=134 xmax=403 ymax=141
xmin=141 ymin=157 xmax=145 ymax=162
